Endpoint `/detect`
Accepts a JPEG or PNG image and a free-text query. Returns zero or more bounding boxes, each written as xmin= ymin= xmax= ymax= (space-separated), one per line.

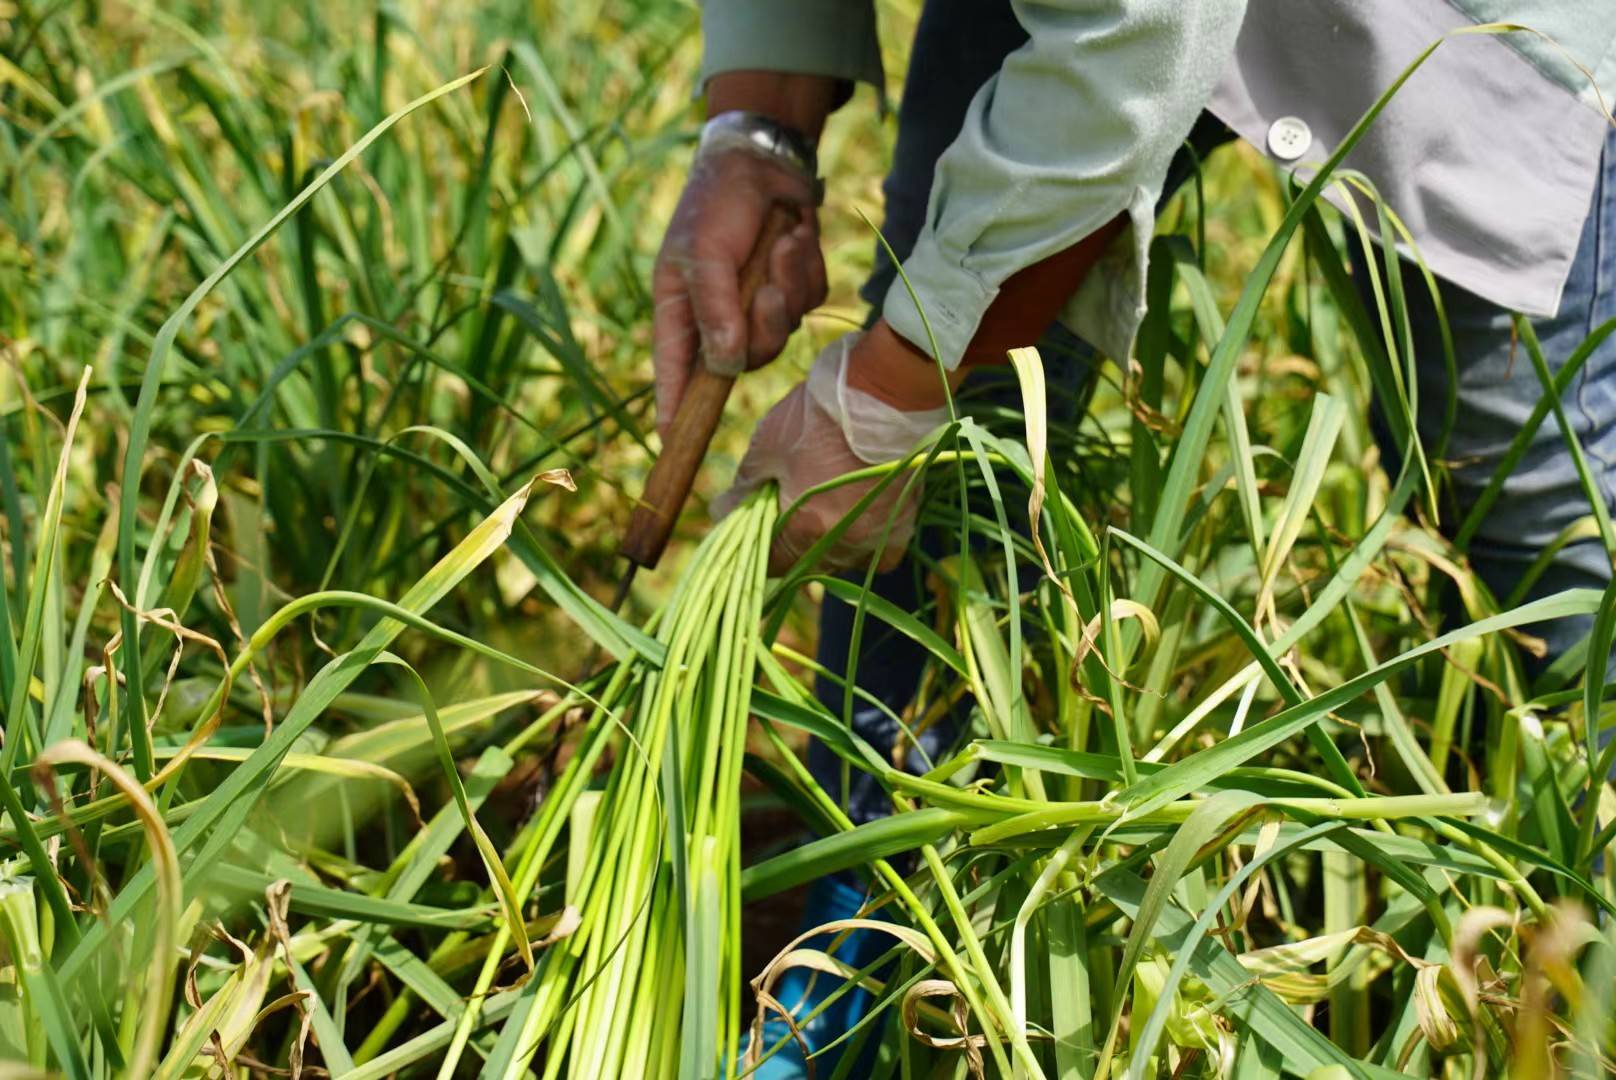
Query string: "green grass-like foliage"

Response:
xmin=1 ymin=2 xmax=1614 ymax=1078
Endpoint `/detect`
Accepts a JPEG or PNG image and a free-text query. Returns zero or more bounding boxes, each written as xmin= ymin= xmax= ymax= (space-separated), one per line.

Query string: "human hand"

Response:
xmin=715 ymin=331 xmax=951 ymax=575
xmin=651 ymin=140 xmax=825 ymax=440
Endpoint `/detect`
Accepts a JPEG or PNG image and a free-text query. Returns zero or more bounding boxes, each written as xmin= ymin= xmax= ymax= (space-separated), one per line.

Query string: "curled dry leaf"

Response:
xmin=1514 ymin=901 xmax=1597 ymax=1074
xmin=902 ymin=978 xmax=987 ymax=1079
xmin=537 ymin=467 xmax=576 ymax=492
xmin=1451 ymin=906 xmax=1516 ymax=1015
xmin=746 ymin=916 xmax=936 ymax=1073
xmin=1414 ymin=964 xmax=1460 ymax=1051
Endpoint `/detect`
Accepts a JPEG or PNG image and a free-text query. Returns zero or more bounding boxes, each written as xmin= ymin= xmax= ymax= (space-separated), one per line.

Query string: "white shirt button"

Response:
xmin=1267 ymin=116 xmax=1313 ymax=160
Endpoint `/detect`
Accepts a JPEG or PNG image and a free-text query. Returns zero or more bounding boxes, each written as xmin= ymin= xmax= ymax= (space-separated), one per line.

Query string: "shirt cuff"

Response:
xmin=883 ymin=189 xmax=1153 ymax=372
xmin=880 ymin=228 xmax=997 ymax=371
xmin=699 ymin=0 xmax=884 ymax=94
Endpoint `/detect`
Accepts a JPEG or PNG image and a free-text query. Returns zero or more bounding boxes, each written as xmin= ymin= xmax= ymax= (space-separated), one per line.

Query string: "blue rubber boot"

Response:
xmin=744 ymin=873 xmax=889 ymax=1078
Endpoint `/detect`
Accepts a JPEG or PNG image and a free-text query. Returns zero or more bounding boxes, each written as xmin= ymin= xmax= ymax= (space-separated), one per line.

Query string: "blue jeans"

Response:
xmin=811 ymin=0 xmax=1616 ymax=824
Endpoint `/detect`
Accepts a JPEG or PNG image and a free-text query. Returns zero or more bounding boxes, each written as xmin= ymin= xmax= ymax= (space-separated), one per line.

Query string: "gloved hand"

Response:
xmin=716 ymin=333 xmax=950 ymax=575
xmin=652 ymin=139 xmax=825 ymax=439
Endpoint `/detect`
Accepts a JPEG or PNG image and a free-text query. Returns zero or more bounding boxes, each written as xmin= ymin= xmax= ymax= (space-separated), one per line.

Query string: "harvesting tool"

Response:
xmin=608 ymin=201 xmax=798 ymax=611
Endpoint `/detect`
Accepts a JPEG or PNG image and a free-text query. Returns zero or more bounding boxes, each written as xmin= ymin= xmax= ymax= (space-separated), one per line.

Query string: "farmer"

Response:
xmin=652 ymin=1 xmax=1615 ymax=1071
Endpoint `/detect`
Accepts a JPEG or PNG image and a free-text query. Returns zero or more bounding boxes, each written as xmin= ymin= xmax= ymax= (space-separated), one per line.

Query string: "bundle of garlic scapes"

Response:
xmin=435 ymin=485 xmax=778 ymax=1079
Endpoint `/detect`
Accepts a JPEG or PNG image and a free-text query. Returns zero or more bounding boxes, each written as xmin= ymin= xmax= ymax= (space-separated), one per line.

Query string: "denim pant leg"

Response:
xmin=810 ymin=0 xmax=1030 ymax=825
xmin=1355 ymin=123 xmax=1616 ymax=673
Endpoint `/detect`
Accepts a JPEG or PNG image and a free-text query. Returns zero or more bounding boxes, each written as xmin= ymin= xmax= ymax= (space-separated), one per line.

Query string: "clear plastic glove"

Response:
xmin=651 ymin=142 xmax=825 ymax=439
xmin=716 ymin=333 xmax=949 ymax=576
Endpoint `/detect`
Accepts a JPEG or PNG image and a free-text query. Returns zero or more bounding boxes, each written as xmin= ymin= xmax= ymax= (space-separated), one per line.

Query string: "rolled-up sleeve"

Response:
xmin=699 ymin=0 xmax=884 ymax=93
xmin=883 ymin=0 xmax=1246 ymax=368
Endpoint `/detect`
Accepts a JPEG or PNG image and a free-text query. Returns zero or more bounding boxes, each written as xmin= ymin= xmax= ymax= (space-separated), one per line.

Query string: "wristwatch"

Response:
xmin=699 ymin=110 xmax=822 ymax=200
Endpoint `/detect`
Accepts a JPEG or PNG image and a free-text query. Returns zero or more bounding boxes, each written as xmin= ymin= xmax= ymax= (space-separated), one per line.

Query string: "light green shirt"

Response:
xmin=701 ymin=0 xmax=1616 ymax=366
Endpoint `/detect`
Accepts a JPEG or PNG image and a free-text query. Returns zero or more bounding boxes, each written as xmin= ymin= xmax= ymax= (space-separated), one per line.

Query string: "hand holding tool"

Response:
xmin=612 ymin=201 xmax=799 ymax=605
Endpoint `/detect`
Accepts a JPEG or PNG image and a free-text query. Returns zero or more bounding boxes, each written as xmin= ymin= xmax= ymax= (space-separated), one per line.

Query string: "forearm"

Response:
xmin=706 ymin=71 xmax=847 ymax=142
xmin=847 ymin=212 xmax=1127 ymax=410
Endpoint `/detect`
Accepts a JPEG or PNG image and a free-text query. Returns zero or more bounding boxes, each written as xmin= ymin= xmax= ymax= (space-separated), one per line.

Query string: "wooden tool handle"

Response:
xmin=621 ymin=202 xmax=798 ymax=569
